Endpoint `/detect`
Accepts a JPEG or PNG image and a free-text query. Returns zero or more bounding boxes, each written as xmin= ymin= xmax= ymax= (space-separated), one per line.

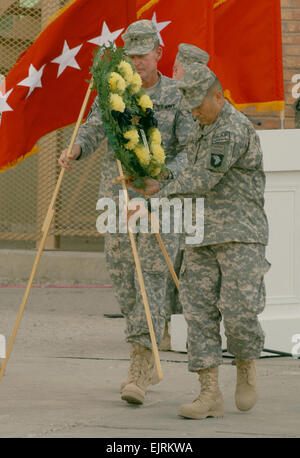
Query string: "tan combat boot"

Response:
xmin=121 ymin=343 xmax=158 ymax=404
xmin=120 ymin=343 xmax=160 ymax=393
xmin=235 ymin=358 xmax=258 ymax=411
xmin=158 ymin=322 xmax=171 ymax=352
xmin=178 ymin=366 xmax=224 ymax=419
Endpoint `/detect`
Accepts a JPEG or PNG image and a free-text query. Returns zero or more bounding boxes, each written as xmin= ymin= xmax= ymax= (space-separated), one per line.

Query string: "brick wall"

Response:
xmin=243 ymin=0 xmax=300 ymax=130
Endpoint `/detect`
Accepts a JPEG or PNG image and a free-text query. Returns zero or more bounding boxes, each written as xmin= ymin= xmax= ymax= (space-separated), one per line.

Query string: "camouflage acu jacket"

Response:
xmin=157 ymin=100 xmax=269 ymax=246
xmin=73 ymin=74 xmax=194 ymax=199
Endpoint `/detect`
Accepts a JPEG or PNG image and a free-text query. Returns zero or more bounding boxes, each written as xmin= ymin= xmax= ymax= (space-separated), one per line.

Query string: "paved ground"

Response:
xmin=0 ymin=285 xmax=299 ymax=438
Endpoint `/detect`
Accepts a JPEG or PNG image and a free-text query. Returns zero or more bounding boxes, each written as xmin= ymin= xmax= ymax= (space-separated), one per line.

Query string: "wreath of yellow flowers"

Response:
xmin=91 ymin=43 xmax=168 ymax=188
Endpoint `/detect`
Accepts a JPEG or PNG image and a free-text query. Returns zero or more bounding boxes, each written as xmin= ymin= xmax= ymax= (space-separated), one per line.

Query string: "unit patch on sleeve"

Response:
xmin=210 ymin=153 xmax=224 ymax=168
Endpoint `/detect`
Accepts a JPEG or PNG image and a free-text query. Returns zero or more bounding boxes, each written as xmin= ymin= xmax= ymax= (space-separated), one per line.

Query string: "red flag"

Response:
xmin=0 ymin=0 xmax=135 ymax=172
xmin=137 ymin=0 xmax=215 ymax=77
xmin=212 ymin=0 xmax=284 ymax=112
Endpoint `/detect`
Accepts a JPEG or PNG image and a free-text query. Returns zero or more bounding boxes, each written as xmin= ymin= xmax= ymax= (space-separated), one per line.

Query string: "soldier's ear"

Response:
xmin=156 ymin=46 xmax=163 ymax=62
xmin=215 ymin=90 xmax=224 ymax=106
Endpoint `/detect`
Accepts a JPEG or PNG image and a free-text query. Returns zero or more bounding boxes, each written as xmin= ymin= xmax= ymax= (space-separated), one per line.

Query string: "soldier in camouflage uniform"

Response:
xmin=173 ymin=43 xmax=210 ymax=80
xmin=58 ymin=20 xmax=194 ymax=405
xmin=168 ymin=43 xmax=211 ymax=320
xmin=131 ymin=63 xmax=270 ymax=419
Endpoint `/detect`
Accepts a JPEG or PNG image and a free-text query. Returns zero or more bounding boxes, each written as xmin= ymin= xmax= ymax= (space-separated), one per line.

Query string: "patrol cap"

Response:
xmin=177 ymin=62 xmax=217 ymax=109
xmin=176 ymin=43 xmax=210 ymax=67
xmin=122 ymin=20 xmax=159 ymax=56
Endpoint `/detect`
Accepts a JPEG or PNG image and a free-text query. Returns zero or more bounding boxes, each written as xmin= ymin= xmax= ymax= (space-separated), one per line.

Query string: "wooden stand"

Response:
xmin=0 ymin=78 xmax=179 ymax=382
xmin=0 ymin=81 xmax=94 ymax=381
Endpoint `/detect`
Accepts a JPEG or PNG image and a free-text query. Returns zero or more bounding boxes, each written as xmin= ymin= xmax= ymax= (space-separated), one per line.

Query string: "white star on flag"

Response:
xmin=88 ymin=21 xmax=124 ymax=47
xmin=0 ymin=88 xmax=13 ymax=126
xmin=51 ymin=40 xmax=83 ymax=77
xmin=17 ymin=64 xmax=46 ymax=98
xmin=0 ymin=88 xmax=13 ymax=114
xmin=151 ymin=12 xmax=171 ymax=46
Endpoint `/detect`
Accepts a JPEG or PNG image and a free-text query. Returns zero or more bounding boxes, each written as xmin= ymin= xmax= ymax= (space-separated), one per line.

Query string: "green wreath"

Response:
xmin=91 ymin=43 xmax=168 ymax=188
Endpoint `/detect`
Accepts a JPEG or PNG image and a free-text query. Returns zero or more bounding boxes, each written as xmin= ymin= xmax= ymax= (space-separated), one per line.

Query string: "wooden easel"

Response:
xmin=0 ymin=80 xmax=179 ymax=382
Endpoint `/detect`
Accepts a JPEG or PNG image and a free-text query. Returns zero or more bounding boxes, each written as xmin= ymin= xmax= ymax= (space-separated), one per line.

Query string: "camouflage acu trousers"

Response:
xmin=105 ymin=230 xmax=182 ymax=349
xmin=179 ymin=242 xmax=271 ymax=371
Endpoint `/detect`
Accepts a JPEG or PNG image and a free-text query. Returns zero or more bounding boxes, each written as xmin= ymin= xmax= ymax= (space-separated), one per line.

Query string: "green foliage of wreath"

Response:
xmin=91 ymin=43 xmax=168 ymax=188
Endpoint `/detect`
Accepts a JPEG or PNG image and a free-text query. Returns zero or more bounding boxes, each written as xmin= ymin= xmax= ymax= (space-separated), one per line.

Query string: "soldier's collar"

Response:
xmin=144 ymin=72 xmax=162 ymax=96
xmin=199 ymin=101 xmax=231 ymax=136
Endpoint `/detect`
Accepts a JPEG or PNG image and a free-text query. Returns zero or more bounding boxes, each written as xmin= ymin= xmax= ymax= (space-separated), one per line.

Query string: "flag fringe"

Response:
xmin=239 ymin=100 xmax=285 ymax=113
xmin=214 ymin=0 xmax=228 ymax=9
xmin=137 ymin=0 xmax=160 ymax=18
xmin=224 ymin=89 xmax=285 ymax=113
xmin=0 ymin=145 xmax=40 ymax=173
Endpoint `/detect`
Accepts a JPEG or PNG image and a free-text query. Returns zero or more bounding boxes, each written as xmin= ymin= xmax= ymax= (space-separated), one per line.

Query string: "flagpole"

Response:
xmin=280 ymin=108 xmax=285 ymax=129
xmin=0 ymin=80 xmax=94 ymax=381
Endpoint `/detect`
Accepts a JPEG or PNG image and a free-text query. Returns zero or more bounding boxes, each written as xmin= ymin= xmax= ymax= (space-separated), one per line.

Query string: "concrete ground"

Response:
xmin=1 ymin=283 xmax=299 ymax=439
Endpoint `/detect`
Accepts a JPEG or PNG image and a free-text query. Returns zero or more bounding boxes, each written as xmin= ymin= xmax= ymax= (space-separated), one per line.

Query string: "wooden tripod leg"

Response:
xmin=144 ymin=193 xmax=180 ymax=292
xmin=117 ymin=161 xmax=163 ymax=380
xmin=154 ymin=232 xmax=180 ymax=291
xmin=0 ymin=81 xmax=94 ymax=381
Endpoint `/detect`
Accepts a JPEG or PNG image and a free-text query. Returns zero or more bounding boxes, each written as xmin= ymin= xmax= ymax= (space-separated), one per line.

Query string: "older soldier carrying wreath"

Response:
xmin=58 ymin=20 xmax=194 ymax=405
xmin=130 ymin=63 xmax=270 ymax=419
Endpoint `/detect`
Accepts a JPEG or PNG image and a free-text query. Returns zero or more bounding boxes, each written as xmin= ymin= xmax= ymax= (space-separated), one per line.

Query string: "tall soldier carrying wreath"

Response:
xmin=58 ymin=20 xmax=194 ymax=405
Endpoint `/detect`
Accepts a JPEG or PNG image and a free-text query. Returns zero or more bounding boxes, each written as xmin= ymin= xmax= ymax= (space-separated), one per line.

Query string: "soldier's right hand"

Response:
xmin=58 ymin=144 xmax=81 ymax=169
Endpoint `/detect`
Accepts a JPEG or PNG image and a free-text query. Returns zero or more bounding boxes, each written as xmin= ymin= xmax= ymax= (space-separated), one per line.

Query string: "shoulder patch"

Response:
xmin=210 ymin=153 xmax=224 ymax=168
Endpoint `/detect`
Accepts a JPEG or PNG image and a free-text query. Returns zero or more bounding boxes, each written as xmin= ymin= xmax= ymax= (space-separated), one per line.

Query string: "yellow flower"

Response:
xmin=138 ymin=94 xmax=153 ymax=112
xmin=108 ymin=72 xmax=126 ymax=93
xmin=150 ymin=167 xmax=161 ymax=177
xmin=134 ymin=145 xmax=151 ymax=166
xmin=151 ymin=143 xmax=165 ymax=165
xmin=129 ymin=72 xmax=142 ymax=94
xmin=118 ymin=60 xmax=134 ymax=83
xmin=110 ymin=93 xmax=125 ymax=112
xmin=124 ymin=129 xmax=139 ymax=150
xmin=149 ymin=127 xmax=162 ymax=145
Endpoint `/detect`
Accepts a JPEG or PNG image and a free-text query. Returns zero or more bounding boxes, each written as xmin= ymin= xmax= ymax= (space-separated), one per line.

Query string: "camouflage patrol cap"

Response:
xmin=176 ymin=43 xmax=210 ymax=67
xmin=177 ymin=62 xmax=217 ymax=109
xmin=122 ymin=20 xmax=159 ymax=56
